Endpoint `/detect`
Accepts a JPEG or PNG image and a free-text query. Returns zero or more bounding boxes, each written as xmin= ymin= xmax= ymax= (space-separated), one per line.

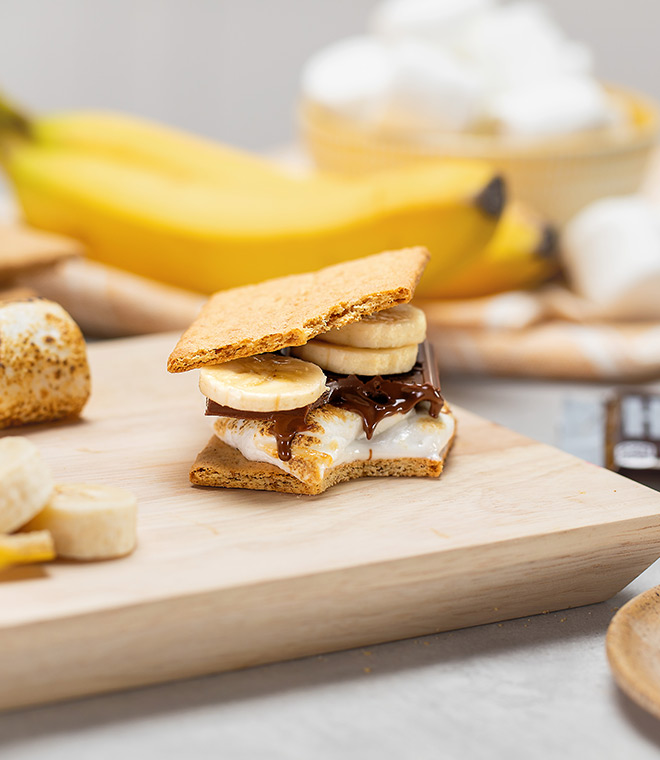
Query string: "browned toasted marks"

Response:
xmin=167 ymin=247 xmax=430 ymax=373
xmin=190 ymin=432 xmax=455 ymax=495
xmin=0 ymin=299 xmax=91 ymax=429
xmin=0 ymin=224 xmax=82 ymax=283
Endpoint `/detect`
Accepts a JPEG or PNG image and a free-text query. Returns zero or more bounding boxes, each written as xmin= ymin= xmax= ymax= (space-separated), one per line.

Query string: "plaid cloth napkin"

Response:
xmin=421 ymin=286 xmax=660 ymax=381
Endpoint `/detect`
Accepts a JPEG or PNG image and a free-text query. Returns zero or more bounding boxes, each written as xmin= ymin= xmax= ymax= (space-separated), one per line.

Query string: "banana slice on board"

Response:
xmin=321 ymin=304 xmax=427 ymax=349
xmin=199 ymin=354 xmax=327 ymax=412
xmin=24 ymin=483 xmax=138 ymax=560
xmin=0 ymin=437 xmax=54 ymax=533
xmin=292 ymin=340 xmax=418 ymax=375
xmin=0 ymin=531 xmax=55 ymax=568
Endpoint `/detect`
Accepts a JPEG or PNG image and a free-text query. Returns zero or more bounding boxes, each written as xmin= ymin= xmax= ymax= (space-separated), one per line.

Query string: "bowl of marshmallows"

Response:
xmin=300 ymin=0 xmax=659 ymax=224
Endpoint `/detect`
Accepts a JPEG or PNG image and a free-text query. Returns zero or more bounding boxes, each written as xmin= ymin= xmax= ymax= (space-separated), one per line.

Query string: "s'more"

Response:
xmin=167 ymin=248 xmax=456 ymax=495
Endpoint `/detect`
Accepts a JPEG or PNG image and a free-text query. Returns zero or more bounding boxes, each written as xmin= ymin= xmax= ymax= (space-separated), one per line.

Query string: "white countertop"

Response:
xmin=3 ymin=373 xmax=660 ymax=759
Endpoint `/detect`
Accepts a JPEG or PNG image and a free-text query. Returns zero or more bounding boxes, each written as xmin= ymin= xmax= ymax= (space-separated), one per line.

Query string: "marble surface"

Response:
xmin=3 ymin=374 xmax=660 ymax=759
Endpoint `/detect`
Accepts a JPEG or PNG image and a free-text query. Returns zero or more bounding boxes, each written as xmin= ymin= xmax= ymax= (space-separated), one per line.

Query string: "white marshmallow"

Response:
xmin=300 ymin=36 xmax=394 ymax=124
xmin=562 ymin=196 xmax=660 ymax=320
xmin=369 ymin=0 xmax=495 ymax=48
xmin=385 ymin=40 xmax=484 ymax=131
xmin=456 ymin=2 xmax=593 ymax=91
xmin=301 ymin=36 xmax=483 ymax=132
xmin=214 ymin=407 xmax=455 ymax=486
xmin=488 ymin=76 xmax=615 ymax=138
xmin=301 ymin=1 xmax=617 ymax=139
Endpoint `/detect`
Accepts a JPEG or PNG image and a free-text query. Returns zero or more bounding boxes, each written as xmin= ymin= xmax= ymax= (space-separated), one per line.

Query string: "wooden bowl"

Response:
xmin=607 ymin=585 xmax=660 ymax=719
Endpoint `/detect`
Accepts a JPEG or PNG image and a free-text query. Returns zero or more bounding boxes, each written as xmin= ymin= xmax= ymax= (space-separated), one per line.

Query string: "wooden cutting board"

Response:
xmin=2 ymin=332 xmax=660 ymax=711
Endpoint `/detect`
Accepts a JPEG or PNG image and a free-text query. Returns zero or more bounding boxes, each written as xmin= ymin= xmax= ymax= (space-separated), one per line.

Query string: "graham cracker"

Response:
xmin=190 ymin=428 xmax=456 ymax=496
xmin=167 ymin=247 xmax=429 ymax=373
xmin=0 ymin=224 xmax=82 ymax=282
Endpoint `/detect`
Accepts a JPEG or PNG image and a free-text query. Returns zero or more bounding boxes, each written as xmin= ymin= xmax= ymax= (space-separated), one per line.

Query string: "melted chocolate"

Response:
xmin=205 ymin=392 xmax=329 ymax=462
xmin=324 ymin=340 xmax=443 ymax=439
xmin=205 ymin=341 xmax=444 ymax=461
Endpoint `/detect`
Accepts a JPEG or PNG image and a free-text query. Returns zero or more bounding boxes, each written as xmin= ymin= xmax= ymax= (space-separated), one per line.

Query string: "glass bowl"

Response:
xmin=300 ymin=85 xmax=659 ymax=224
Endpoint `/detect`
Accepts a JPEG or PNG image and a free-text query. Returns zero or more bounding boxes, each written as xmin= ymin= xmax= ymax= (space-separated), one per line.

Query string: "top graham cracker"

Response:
xmin=167 ymin=247 xmax=430 ymax=373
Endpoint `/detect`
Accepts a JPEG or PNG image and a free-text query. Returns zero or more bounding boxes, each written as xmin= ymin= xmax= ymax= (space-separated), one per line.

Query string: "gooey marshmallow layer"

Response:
xmin=213 ymin=404 xmax=454 ymax=486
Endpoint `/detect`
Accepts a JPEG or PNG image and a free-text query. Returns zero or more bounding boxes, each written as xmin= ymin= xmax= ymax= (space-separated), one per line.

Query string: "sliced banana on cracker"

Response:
xmin=24 ymin=483 xmax=138 ymax=560
xmin=292 ymin=340 xmax=419 ymax=375
xmin=199 ymin=354 xmax=327 ymax=412
xmin=0 ymin=437 xmax=54 ymax=533
xmin=321 ymin=304 xmax=426 ymax=349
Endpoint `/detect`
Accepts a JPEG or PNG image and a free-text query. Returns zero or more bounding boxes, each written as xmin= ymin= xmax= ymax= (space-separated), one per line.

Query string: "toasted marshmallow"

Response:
xmin=562 ymin=196 xmax=660 ymax=320
xmin=213 ymin=405 xmax=455 ymax=487
xmin=487 ymin=76 xmax=615 ymax=137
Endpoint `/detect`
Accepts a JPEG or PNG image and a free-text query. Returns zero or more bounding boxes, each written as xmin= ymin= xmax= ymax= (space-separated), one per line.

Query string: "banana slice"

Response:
xmin=24 ymin=483 xmax=138 ymax=560
xmin=292 ymin=340 xmax=418 ymax=375
xmin=0 ymin=437 xmax=53 ymax=533
xmin=320 ymin=304 xmax=427 ymax=348
xmin=0 ymin=531 xmax=55 ymax=568
xmin=199 ymin=354 xmax=327 ymax=412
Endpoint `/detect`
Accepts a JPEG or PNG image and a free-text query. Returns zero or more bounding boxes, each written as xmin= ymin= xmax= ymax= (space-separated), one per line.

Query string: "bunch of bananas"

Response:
xmin=432 ymin=202 xmax=559 ymax=299
xmin=0 ymin=95 xmax=557 ymax=298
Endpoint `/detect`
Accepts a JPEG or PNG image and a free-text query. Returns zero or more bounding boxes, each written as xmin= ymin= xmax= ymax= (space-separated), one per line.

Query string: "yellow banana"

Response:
xmin=0 ymin=531 xmax=55 ymax=570
xmin=0 ymin=101 xmax=504 ymax=294
xmin=425 ymin=202 xmax=559 ymax=299
xmin=32 ymin=110 xmax=295 ymax=189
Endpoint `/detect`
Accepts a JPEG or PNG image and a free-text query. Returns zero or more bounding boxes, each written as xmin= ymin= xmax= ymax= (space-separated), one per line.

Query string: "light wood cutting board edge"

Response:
xmin=2 ymin=510 xmax=660 ymax=712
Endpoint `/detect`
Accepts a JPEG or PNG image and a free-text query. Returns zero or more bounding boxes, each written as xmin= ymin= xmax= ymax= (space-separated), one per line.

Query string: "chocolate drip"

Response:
xmin=205 ymin=341 xmax=444 ymax=461
xmin=205 ymin=390 xmax=329 ymax=462
xmin=325 ymin=341 xmax=443 ymax=439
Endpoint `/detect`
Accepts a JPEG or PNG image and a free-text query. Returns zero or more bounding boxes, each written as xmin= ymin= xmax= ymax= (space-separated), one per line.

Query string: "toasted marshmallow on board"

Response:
xmin=562 ymin=195 xmax=660 ymax=321
xmin=369 ymin=0 xmax=495 ymax=48
xmin=0 ymin=299 xmax=90 ymax=429
xmin=487 ymin=76 xmax=615 ymax=138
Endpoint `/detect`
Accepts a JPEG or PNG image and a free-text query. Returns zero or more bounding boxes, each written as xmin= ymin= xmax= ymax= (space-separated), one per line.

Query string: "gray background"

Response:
xmin=0 ymin=0 xmax=658 ymax=150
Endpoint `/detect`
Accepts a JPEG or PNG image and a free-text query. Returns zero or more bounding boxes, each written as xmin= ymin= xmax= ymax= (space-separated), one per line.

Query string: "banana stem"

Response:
xmin=0 ymin=92 xmax=32 ymax=139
